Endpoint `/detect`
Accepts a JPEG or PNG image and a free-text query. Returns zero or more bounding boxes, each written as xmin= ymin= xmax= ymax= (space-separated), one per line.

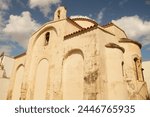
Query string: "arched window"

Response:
xmin=134 ymin=58 xmax=139 ymax=80
xmin=134 ymin=57 xmax=143 ymax=81
xmin=45 ymin=32 xmax=50 ymax=46
xmin=141 ymin=68 xmax=145 ymax=81
xmin=57 ymin=10 xmax=60 ymax=19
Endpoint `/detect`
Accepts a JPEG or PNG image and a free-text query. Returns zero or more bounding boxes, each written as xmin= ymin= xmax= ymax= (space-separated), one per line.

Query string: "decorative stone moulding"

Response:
xmin=105 ymin=43 xmax=125 ymax=53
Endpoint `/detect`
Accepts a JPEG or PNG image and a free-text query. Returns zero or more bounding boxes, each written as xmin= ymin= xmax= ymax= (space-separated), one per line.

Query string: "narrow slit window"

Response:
xmin=57 ymin=10 xmax=60 ymax=19
xmin=122 ymin=61 xmax=124 ymax=76
xmin=141 ymin=68 xmax=144 ymax=81
xmin=45 ymin=32 xmax=50 ymax=46
xmin=134 ymin=58 xmax=144 ymax=81
xmin=134 ymin=58 xmax=139 ymax=80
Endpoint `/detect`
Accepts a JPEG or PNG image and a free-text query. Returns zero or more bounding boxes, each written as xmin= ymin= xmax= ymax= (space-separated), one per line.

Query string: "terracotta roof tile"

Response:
xmin=64 ymin=24 xmax=98 ymax=40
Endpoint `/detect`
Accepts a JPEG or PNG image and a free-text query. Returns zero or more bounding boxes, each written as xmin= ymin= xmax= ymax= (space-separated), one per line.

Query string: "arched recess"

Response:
xmin=63 ymin=49 xmax=84 ymax=100
xmin=132 ymin=54 xmax=143 ymax=81
xmin=31 ymin=26 xmax=57 ymax=50
xmin=12 ymin=65 xmax=24 ymax=100
xmin=33 ymin=59 xmax=49 ymax=100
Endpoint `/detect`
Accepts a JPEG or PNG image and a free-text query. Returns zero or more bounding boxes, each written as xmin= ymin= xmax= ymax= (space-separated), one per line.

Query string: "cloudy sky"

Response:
xmin=0 ymin=0 xmax=150 ymax=61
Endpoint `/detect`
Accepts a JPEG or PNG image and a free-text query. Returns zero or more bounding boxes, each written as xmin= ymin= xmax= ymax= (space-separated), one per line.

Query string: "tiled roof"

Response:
xmin=64 ymin=24 xmax=98 ymax=40
xmin=102 ymin=22 xmax=114 ymax=28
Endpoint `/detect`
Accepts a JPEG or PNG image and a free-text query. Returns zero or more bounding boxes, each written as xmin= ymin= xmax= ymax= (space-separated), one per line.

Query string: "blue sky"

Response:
xmin=0 ymin=0 xmax=150 ymax=61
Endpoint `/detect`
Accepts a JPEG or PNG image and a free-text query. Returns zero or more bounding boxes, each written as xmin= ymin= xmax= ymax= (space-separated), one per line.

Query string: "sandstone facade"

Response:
xmin=0 ymin=6 xmax=149 ymax=100
xmin=142 ymin=61 xmax=150 ymax=98
xmin=0 ymin=56 xmax=14 ymax=99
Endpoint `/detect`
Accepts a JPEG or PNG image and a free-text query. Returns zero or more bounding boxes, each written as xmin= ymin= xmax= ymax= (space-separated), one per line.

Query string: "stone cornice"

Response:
xmin=119 ymin=38 xmax=142 ymax=48
xmin=105 ymin=43 xmax=125 ymax=53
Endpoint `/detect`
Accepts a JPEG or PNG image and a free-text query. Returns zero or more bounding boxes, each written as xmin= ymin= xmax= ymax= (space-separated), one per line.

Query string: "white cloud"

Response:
xmin=70 ymin=15 xmax=92 ymax=20
xmin=29 ymin=0 xmax=61 ymax=17
xmin=96 ymin=8 xmax=106 ymax=24
xmin=0 ymin=0 xmax=10 ymax=10
xmin=3 ymin=11 xmax=40 ymax=48
xmin=112 ymin=15 xmax=150 ymax=46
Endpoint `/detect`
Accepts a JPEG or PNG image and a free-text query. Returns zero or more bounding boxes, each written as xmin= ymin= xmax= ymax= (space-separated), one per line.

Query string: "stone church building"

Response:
xmin=0 ymin=6 xmax=149 ymax=100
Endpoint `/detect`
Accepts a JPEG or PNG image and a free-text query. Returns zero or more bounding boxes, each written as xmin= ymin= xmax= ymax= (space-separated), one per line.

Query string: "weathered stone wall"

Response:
xmin=105 ymin=45 xmax=128 ymax=99
xmin=0 ymin=56 xmax=14 ymax=100
xmin=142 ymin=61 xmax=150 ymax=99
xmin=7 ymin=54 xmax=26 ymax=100
xmin=119 ymin=42 xmax=148 ymax=99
